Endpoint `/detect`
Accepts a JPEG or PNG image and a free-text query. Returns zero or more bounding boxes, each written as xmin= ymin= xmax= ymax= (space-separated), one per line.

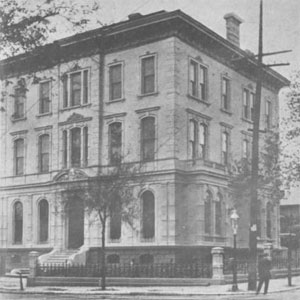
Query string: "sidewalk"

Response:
xmin=1 ymin=276 xmax=300 ymax=296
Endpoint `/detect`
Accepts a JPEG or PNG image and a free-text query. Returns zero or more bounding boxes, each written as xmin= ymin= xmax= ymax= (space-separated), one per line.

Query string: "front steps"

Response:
xmin=41 ymin=249 xmax=79 ymax=265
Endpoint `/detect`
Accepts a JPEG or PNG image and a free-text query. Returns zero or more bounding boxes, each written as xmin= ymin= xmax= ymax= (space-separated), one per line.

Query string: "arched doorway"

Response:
xmin=67 ymin=197 xmax=84 ymax=249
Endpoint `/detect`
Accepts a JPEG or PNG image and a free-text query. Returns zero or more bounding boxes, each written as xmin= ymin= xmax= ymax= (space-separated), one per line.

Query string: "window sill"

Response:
xmin=12 ymin=174 xmax=24 ymax=177
xmin=138 ymin=91 xmax=159 ymax=99
xmin=36 ymin=112 xmax=52 ymax=118
xmin=11 ymin=116 xmax=26 ymax=122
xmin=105 ymin=98 xmax=126 ymax=104
xmin=187 ymin=94 xmax=210 ymax=106
xmin=241 ymin=117 xmax=254 ymax=124
xmin=60 ymin=103 xmax=91 ymax=112
xmin=220 ymin=108 xmax=232 ymax=115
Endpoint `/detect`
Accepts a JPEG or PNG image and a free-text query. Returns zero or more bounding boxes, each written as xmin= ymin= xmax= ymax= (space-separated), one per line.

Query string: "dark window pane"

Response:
xmin=70 ymin=72 xmax=81 ymax=106
xmin=14 ymin=202 xmax=23 ymax=244
xmin=204 ymin=191 xmax=212 ymax=234
xmin=83 ymin=70 xmax=88 ymax=104
xmin=110 ymin=64 xmax=122 ymax=100
xmin=142 ymin=191 xmax=155 ymax=239
xmin=190 ymin=61 xmax=197 ymax=97
xmin=110 ymin=198 xmax=121 ymax=240
xmin=39 ymin=135 xmax=49 ymax=173
xmin=139 ymin=254 xmax=154 ymax=264
xmin=39 ymin=200 xmax=49 ymax=243
xmin=63 ymin=130 xmax=68 ymax=168
xmin=14 ymin=89 xmax=25 ymax=118
xmin=141 ymin=56 xmax=155 ymax=94
xmin=109 ymin=123 xmax=122 ymax=164
xmin=40 ymin=81 xmax=50 ymax=113
xmin=15 ymin=139 xmax=24 ymax=175
xmin=63 ymin=76 xmax=68 ymax=107
xmin=83 ymin=127 xmax=88 ymax=166
xmin=141 ymin=117 xmax=155 ymax=161
xmin=71 ymin=128 xmax=81 ymax=167
xmin=215 ymin=194 xmax=222 ymax=235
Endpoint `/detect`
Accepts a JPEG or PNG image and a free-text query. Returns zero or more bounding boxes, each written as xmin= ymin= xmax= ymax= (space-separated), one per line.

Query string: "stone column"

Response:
xmin=27 ymin=251 xmax=39 ymax=286
xmin=211 ymin=247 xmax=225 ymax=283
xmin=264 ymin=243 xmax=273 ymax=259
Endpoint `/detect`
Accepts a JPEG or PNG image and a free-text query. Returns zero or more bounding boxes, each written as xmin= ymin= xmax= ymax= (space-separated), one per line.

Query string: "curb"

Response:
xmin=1 ymin=285 xmax=300 ymax=296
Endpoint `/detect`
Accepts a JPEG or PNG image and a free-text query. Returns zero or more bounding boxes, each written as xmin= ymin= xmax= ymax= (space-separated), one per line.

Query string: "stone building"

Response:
xmin=0 ymin=10 xmax=288 ymax=273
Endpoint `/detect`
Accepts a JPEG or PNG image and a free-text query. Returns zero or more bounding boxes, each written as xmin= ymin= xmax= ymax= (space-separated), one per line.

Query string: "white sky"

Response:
xmin=78 ymin=0 xmax=299 ymax=80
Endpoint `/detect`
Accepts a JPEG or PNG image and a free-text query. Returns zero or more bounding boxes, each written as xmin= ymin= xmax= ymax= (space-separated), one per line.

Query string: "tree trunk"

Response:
xmin=101 ymin=221 xmax=106 ymax=290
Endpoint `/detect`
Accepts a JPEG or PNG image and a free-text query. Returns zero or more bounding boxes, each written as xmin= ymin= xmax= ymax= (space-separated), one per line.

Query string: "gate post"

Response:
xmin=27 ymin=251 xmax=39 ymax=286
xmin=211 ymin=247 xmax=225 ymax=284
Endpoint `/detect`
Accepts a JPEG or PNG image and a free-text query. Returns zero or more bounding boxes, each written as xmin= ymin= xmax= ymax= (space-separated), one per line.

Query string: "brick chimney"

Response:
xmin=224 ymin=13 xmax=243 ymax=47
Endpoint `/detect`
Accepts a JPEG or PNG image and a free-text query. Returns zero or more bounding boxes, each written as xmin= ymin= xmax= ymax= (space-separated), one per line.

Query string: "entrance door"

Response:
xmin=68 ymin=197 xmax=84 ymax=249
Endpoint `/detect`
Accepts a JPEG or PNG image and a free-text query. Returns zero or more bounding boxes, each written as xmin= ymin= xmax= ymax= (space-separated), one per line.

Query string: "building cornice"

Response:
xmin=0 ymin=10 xmax=289 ymax=91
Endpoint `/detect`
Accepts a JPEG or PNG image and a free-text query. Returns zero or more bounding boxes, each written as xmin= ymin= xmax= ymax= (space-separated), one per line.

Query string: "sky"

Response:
xmin=76 ymin=0 xmax=299 ymax=80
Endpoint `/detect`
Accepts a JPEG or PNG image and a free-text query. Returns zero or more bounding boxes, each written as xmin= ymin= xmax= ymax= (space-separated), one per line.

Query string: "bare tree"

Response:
xmin=0 ymin=0 xmax=101 ymax=57
xmin=62 ymin=161 xmax=142 ymax=290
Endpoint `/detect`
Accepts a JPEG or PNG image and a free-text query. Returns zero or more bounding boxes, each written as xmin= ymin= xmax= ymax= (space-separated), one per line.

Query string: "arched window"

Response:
xmin=215 ymin=193 xmax=222 ymax=235
xmin=107 ymin=254 xmax=120 ymax=264
xmin=13 ymin=201 xmax=23 ymax=244
xmin=204 ymin=191 xmax=212 ymax=235
xmin=70 ymin=127 xmax=81 ymax=167
xmin=266 ymin=202 xmax=272 ymax=239
xmin=39 ymin=134 xmax=50 ymax=173
xmin=110 ymin=197 xmax=121 ymax=240
xmin=139 ymin=254 xmax=154 ymax=264
xmin=141 ymin=117 xmax=155 ymax=161
xmin=142 ymin=191 xmax=155 ymax=239
xmin=109 ymin=122 xmax=122 ymax=164
xmin=14 ymin=138 xmax=24 ymax=175
xmin=39 ymin=199 xmax=49 ymax=243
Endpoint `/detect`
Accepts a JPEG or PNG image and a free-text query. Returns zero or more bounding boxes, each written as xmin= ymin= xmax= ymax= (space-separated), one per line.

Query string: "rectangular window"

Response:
xmin=189 ymin=60 xmax=207 ymax=101
xmin=39 ymin=134 xmax=50 ymax=173
xmin=62 ymin=69 xmax=89 ymax=108
xmin=141 ymin=56 xmax=155 ymax=94
xmin=70 ymin=128 xmax=81 ymax=167
xmin=141 ymin=117 xmax=155 ymax=161
xmin=109 ymin=123 xmax=122 ymax=164
xmin=109 ymin=64 xmax=122 ymax=100
xmin=250 ymin=93 xmax=255 ymax=121
xmin=14 ymin=88 xmax=25 ymax=119
xmin=199 ymin=66 xmax=207 ymax=100
xmin=190 ymin=61 xmax=197 ymax=97
xmin=189 ymin=120 xmax=197 ymax=159
xmin=243 ymin=89 xmax=249 ymax=119
xmin=222 ymin=132 xmax=229 ymax=165
xmin=222 ymin=78 xmax=230 ymax=110
xmin=199 ymin=123 xmax=207 ymax=159
xmin=242 ymin=139 xmax=249 ymax=158
xmin=39 ymin=81 xmax=50 ymax=114
xmin=70 ymin=72 xmax=81 ymax=106
xmin=14 ymin=139 xmax=24 ymax=175
xmin=83 ymin=127 xmax=88 ymax=166
xmin=266 ymin=100 xmax=271 ymax=129
xmin=62 ymin=130 xmax=68 ymax=168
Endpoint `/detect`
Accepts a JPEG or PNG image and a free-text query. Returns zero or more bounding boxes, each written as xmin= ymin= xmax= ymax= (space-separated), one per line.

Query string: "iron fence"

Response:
xmin=223 ymin=259 xmax=248 ymax=275
xmin=36 ymin=262 xmax=212 ymax=278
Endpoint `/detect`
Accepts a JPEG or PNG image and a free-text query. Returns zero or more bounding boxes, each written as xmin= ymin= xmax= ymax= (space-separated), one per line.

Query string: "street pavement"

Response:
xmin=0 ymin=275 xmax=300 ymax=297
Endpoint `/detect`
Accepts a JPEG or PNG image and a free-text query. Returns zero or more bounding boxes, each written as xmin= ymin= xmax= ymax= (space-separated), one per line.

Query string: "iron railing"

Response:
xmin=36 ymin=262 xmax=212 ymax=278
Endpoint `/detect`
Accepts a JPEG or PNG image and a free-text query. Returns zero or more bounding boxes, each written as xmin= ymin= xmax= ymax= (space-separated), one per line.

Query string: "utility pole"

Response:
xmin=247 ymin=0 xmax=290 ymax=291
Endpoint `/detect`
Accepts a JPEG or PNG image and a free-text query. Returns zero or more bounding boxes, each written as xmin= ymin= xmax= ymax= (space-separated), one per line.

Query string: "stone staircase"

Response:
xmin=41 ymin=249 xmax=79 ymax=265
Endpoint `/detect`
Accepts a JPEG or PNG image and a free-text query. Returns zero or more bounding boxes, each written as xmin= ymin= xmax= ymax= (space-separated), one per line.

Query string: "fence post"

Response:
xmin=27 ymin=251 xmax=39 ymax=287
xmin=211 ymin=247 xmax=225 ymax=284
